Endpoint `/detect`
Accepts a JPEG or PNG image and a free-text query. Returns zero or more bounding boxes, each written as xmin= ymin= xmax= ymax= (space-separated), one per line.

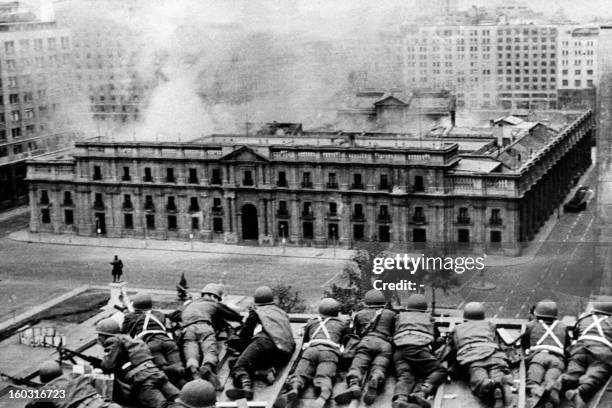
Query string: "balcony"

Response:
xmin=121 ymin=175 xmax=131 ymax=182
xmin=351 ymin=213 xmax=365 ymax=222
xmin=61 ymin=199 xmax=73 ymax=206
xmin=456 ymin=217 xmax=471 ymax=225
xmin=188 ymin=177 xmax=198 ymax=184
xmin=188 ymin=205 xmax=200 ymax=212
xmin=242 ymin=179 xmax=254 ymax=186
xmin=351 ymin=183 xmax=365 ymax=190
xmin=166 ymin=177 xmax=176 ymax=183
xmin=301 ymin=181 xmax=313 ymax=188
xmin=411 ymin=215 xmax=427 ymax=225
xmin=301 ymin=211 xmax=314 ymax=220
xmin=210 ymin=178 xmax=222 ymax=186
xmin=276 ymin=210 xmax=290 ymax=219
xmin=277 ymin=180 xmax=288 ymax=188
xmin=326 ymin=211 xmax=340 ymax=219
xmin=378 ymin=184 xmax=391 ymax=191
xmin=93 ymin=201 xmax=105 ymax=211
xmin=489 ymin=218 xmax=503 ymax=226
xmin=144 ymin=204 xmax=155 ymax=212
xmin=122 ymin=203 xmax=133 ymax=211
xmin=377 ymin=214 xmax=391 ymax=223
xmin=212 ymin=206 xmax=223 ymax=215
xmin=143 ymin=176 xmax=153 ymax=183
xmin=326 ymin=182 xmax=339 ymax=189
xmin=166 ymin=204 xmax=177 ymax=213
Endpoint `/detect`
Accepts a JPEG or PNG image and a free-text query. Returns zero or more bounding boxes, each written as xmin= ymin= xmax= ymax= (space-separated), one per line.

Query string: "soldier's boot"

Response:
xmin=547 ymin=389 xmax=560 ymax=408
xmin=501 ymin=376 xmax=515 ymax=407
xmin=334 ymin=377 xmax=362 ymax=404
xmin=200 ymin=364 xmax=222 ymax=391
xmin=226 ymin=374 xmax=254 ymax=400
xmin=528 ymin=385 xmax=547 ymax=408
xmin=409 ymin=382 xmax=434 ymax=408
xmin=391 ymin=395 xmax=414 ymax=408
xmin=363 ymin=373 xmax=384 ymax=405
xmin=254 ymin=367 xmax=276 ymax=385
xmin=493 ymin=386 xmax=505 ymax=408
xmin=274 ymin=384 xmax=301 ymax=408
xmin=565 ymin=389 xmax=587 ymax=408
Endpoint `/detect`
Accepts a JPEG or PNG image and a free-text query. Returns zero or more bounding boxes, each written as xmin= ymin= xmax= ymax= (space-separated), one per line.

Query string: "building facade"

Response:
xmin=27 ymin=111 xmax=593 ymax=256
xmin=0 ymin=18 xmax=77 ymax=209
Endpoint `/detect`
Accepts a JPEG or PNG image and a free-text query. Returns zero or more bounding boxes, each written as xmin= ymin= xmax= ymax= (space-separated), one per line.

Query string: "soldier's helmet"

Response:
xmin=132 ymin=293 xmax=152 ymax=311
xmin=39 ymin=361 xmax=62 ymax=383
xmin=201 ymin=284 xmax=223 ymax=301
xmin=592 ymin=301 xmax=612 ymax=315
xmin=406 ymin=294 xmax=428 ymax=312
xmin=96 ymin=318 xmax=121 ymax=336
xmin=364 ymin=289 xmax=386 ymax=307
xmin=463 ymin=302 xmax=486 ymax=320
xmin=534 ymin=300 xmax=558 ymax=319
xmin=175 ymin=379 xmax=216 ymax=408
xmin=254 ymin=286 xmax=274 ymax=306
xmin=318 ymin=298 xmax=342 ymax=317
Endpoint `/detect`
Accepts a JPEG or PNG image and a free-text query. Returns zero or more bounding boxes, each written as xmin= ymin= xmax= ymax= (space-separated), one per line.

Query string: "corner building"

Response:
xmin=27 ymin=112 xmax=593 ymax=256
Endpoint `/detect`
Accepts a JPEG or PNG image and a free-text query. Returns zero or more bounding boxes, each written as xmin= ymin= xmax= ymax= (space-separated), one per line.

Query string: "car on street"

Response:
xmin=564 ymin=186 xmax=590 ymax=212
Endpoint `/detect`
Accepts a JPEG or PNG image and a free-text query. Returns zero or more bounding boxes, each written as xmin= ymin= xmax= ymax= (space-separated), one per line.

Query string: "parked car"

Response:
xmin=564 ymin=186 xmax=590 ymax=212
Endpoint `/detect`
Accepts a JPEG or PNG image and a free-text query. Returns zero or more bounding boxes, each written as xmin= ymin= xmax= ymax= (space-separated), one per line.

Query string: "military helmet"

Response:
xmin=364 ymin=289 xmax=386 ymax=306
xmin=39 ymin=361 xmax=62 ymax=383
xmin=592 ymin=301 xmax=612 ymax=315
xmin=406 ymin=294 xmax=428 ymax=312
xmin=254 ymin=286 xmax=274 ymax=305
xmin=318 ymin=298 xmax=341 ymax=317
xmin=463 ymin=302 xmax=486 ymax=320
xmin=132 ymin=293 xmax=152 ymax=311
xmin=176 ymin=379 xmax=216 ymax=408
xmin=96 ymin=318 xmax=121 ymax=336
xmin=201 ymin=284 xmax=223 ymax=300
xmin=534 ymin=300 xmax=558 ymax=319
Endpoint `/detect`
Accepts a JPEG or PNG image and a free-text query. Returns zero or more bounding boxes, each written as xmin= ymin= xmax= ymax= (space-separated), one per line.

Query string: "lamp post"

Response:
xmin=280 ymin=224 xmax=286 ymax=254
xmin=332 ymin=225 xmax=337 ymax=258
xmin=189 ymin=233 xmax=194 ymax=251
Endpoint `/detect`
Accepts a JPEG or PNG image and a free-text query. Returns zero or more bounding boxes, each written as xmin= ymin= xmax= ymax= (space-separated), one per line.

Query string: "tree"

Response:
xmin=272 ymin=284 xmax=306 ymax=313
xmin=419 ymin=252 xmax=461 ymax=316
xmin=324 ymin=251 xmax=369 ymax=314
xmin=176 ymin=273 xmax=189 ymax=301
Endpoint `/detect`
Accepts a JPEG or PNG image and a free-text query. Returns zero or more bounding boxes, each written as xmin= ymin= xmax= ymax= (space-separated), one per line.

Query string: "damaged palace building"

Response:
xmin=26 ymin=110 xmax=593 ymax=256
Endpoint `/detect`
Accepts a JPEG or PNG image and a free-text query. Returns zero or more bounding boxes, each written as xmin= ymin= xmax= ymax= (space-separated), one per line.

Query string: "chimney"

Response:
xmin=448 ymin=94 xmax=457 ymax=127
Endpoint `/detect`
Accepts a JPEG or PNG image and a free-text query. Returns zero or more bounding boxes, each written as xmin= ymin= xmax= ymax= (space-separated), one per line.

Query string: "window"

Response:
xmin=490 ymin=209 xmax=502 ymax=225
xmin=458 ymin=207 xmax=470 ymax=223
xmin=4 ymin=41 xmax=14 ymax=54
xmin=327 ymin=173 xmax=338 ymax=189
xmin=123 ymin=194 xmax=133 ymax=210
xmin=378 ymin=205 xmax=390 ymax=221
xmin=168 ymin=215 xmax=177 ymax=230
xmin=302 ymin=172 xmax=312 ymax=188
xmin=41 ymin=208 xmax=50 ymax=223
xmin=93 ymin=193 xmax=104 ymax=210
xmin=212 ymin=198 xmax=223 ymax=213
xmin=278 ymin=200 xmax=289 ymax=217
xmin=93 ymin=166 xmax=102 ymax=180
xmin=575 ymin=80 xmax=581 ymax=87
xmin=166 ymin=168 xmax=175 ymax=183
xmin=11 ymin=128 xmax=20 ymax=138
xmin=47 ymin=38 xmax=56 ymax=51
xmin=166 ymin=196 xmax=177 ymax=212
xmin=352 ymin=173 xmax=363 ymax=189
xmin=329 ymin=202 xmax=337 ymax=215
xmin=211 ymin=168 xmax=222 ymax=184
xmin=353 ymin=224 xmax=364 ymax=240
xmin=302 ymin=202 xmax=313 ymax=217
xmin=278 ymin=221 xmax=289 ymax=237
xmin=188 ymin=168 xmax=198 ymax=183
xmin=328 ymin=223 xmax=339 ymax=240
xmin=40 ymin=190 xmax=49 ymax=204
xmin=63 ymin=191 xmax=72 ymax=206
xmin=243 ymin=170 xmax=253 ymax=186
xmin=458 ymin=229 xmax=470 ymax=243
xmin=353 ymin=203 xmax=364 ymax=220
xmin=379 ymin=174 xmax=389 ymax=190
xmin=124 ymin=213 xmax=133 ymax=229
xmin=64 ymin=209 xmax=73 ymax=225
xmin=378 ymin=225 xmax=390 ymax=242
xmin=413 ymin=228 xmax=426 ymax=242
xmin=8 ymin=76 xmax=17 ymax=87
xmin=303 ymin=222 xmax=314 ymax=239
xmin=144 ymin=195 xmax=155 ymax=211
xmin=189 ymin=197 xmax=199 ymax=212
xmin=413 ymin=206 xmax=425 ymax=223
xmin=191 ymin=217 xmax=199 ymax=230
xmin=414 ymin=175 xmax=424 ymax=191
xmin=277 ymin=171 xmax=287 ymax=187
xmin=491 ymin=230 xmax=502 ymax=243
xmin=144 ymin=167 xmax=152 ymax=182
xmin=213 ymin=218 xmax=223 ymax=233
xmin=146 ymin=214 xmax=155 ymax=229
xmin=122 ymin=166 xmax=130 ymax=181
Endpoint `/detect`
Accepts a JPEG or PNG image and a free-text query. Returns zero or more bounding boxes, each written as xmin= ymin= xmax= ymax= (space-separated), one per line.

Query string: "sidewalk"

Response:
xmin=0 ymin=205 xmax=28 ymax=222
xmin=9 ymin=229 xmax=354 ymax=260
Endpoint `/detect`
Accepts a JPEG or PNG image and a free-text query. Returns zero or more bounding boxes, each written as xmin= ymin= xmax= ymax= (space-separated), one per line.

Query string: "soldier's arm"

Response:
xmin=218 ymin=303 xmax=243 ymax=322
xmin=101 ymin=337 xmax=121 ymax=373
xmin=520 ymin=323 xmax=531 ymax=350
xmin=239 ymin=309 xmax=258 ymax=339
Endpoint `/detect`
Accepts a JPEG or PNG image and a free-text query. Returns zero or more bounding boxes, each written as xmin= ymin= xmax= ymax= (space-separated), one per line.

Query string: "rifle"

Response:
xmin=0 ymin=372 xmax=42 ymax=388
xmin=57 ymin=345 xmax=103 ymax=369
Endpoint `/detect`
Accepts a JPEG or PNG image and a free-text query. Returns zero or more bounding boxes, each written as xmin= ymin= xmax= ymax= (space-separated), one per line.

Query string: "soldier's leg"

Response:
xmin=227 ymin=337 xmax=277 ymax=400
xmin=526 ymin=353 xmax=546 ymax=391
xmin=275 ymin=348 xmax=316 ymax=407
xmin=334 ymin=343 xmax=369 ymax=404
xmin=135 ymin=383 xmax=167 ymax=408
xmin=181 ymin=325 xmax=202 ymax=375
xmin=559 ymin=350 xmax=589 ymax=391
xmin=313 ymin=349 xmax=339 ymax=401
xmin=362 ymin=340 xmax=392 ymax=405
xmin=392 ymin=348 xmax=416 ymax=404
xmin=469 ymin=365 xmax=493 ymax=400
xmin=199 ymin=327 xmax=219 ymax=369
xmin=575 ymin=360 xmax=612 ymax=402
xmin=159 ymin=336 xmax=185 ymax=387
xmin=408 ymin=347 xmax=447 ymax=407
xmin=542 ymin=355 xmax=565 ymax=406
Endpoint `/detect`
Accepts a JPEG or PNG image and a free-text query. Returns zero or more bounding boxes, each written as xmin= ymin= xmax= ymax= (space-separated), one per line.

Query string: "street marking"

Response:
xmin=515 ymin=313 xmax=521 ymax=318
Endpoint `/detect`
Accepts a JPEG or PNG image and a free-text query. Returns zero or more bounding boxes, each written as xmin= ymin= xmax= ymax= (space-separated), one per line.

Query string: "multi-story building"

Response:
xmin=0 ymin=14 xmax=77 ymax=209
xmin=27 ymin=110 xmax=593 ymax=256
xmin=557 ymin=25 xmax=598 ymax=109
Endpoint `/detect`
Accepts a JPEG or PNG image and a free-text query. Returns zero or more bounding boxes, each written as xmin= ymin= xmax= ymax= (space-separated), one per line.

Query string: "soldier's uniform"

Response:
xmin=275 ymin=298 xmax=349 ymax=408
xmin=520 ymin=300 xmax=569 ymax=407
xmin=226 ymin=286 xmax=296 ymax=401
xmin=97 ymin=318 xmax=179 ymax=408
xmin=26 ymin=361 xmax=121 ymax=408
xmin=392 ymin=294 xmax=447 ymax=408
xmin=123 ymin=293 xmax=185 ymax=387
xmin=557 ymin=301 xmax=612 ymax=408
xmin=451 ymin=302 xmax=511 ymax=408
xmin=334 ymin=289 xmax=396 ymax=405
xmin=180 ymin=284 xmax=242 ymax=386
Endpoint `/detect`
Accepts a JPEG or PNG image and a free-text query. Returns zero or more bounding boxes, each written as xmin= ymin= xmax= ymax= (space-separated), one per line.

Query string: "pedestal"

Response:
xmin=107 ymin=281 xmax=128 ymax=310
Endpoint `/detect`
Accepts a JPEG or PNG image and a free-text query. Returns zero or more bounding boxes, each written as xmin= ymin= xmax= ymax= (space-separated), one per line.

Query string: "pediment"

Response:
xmin=220 ymin=146 xmax=269 ymax=162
